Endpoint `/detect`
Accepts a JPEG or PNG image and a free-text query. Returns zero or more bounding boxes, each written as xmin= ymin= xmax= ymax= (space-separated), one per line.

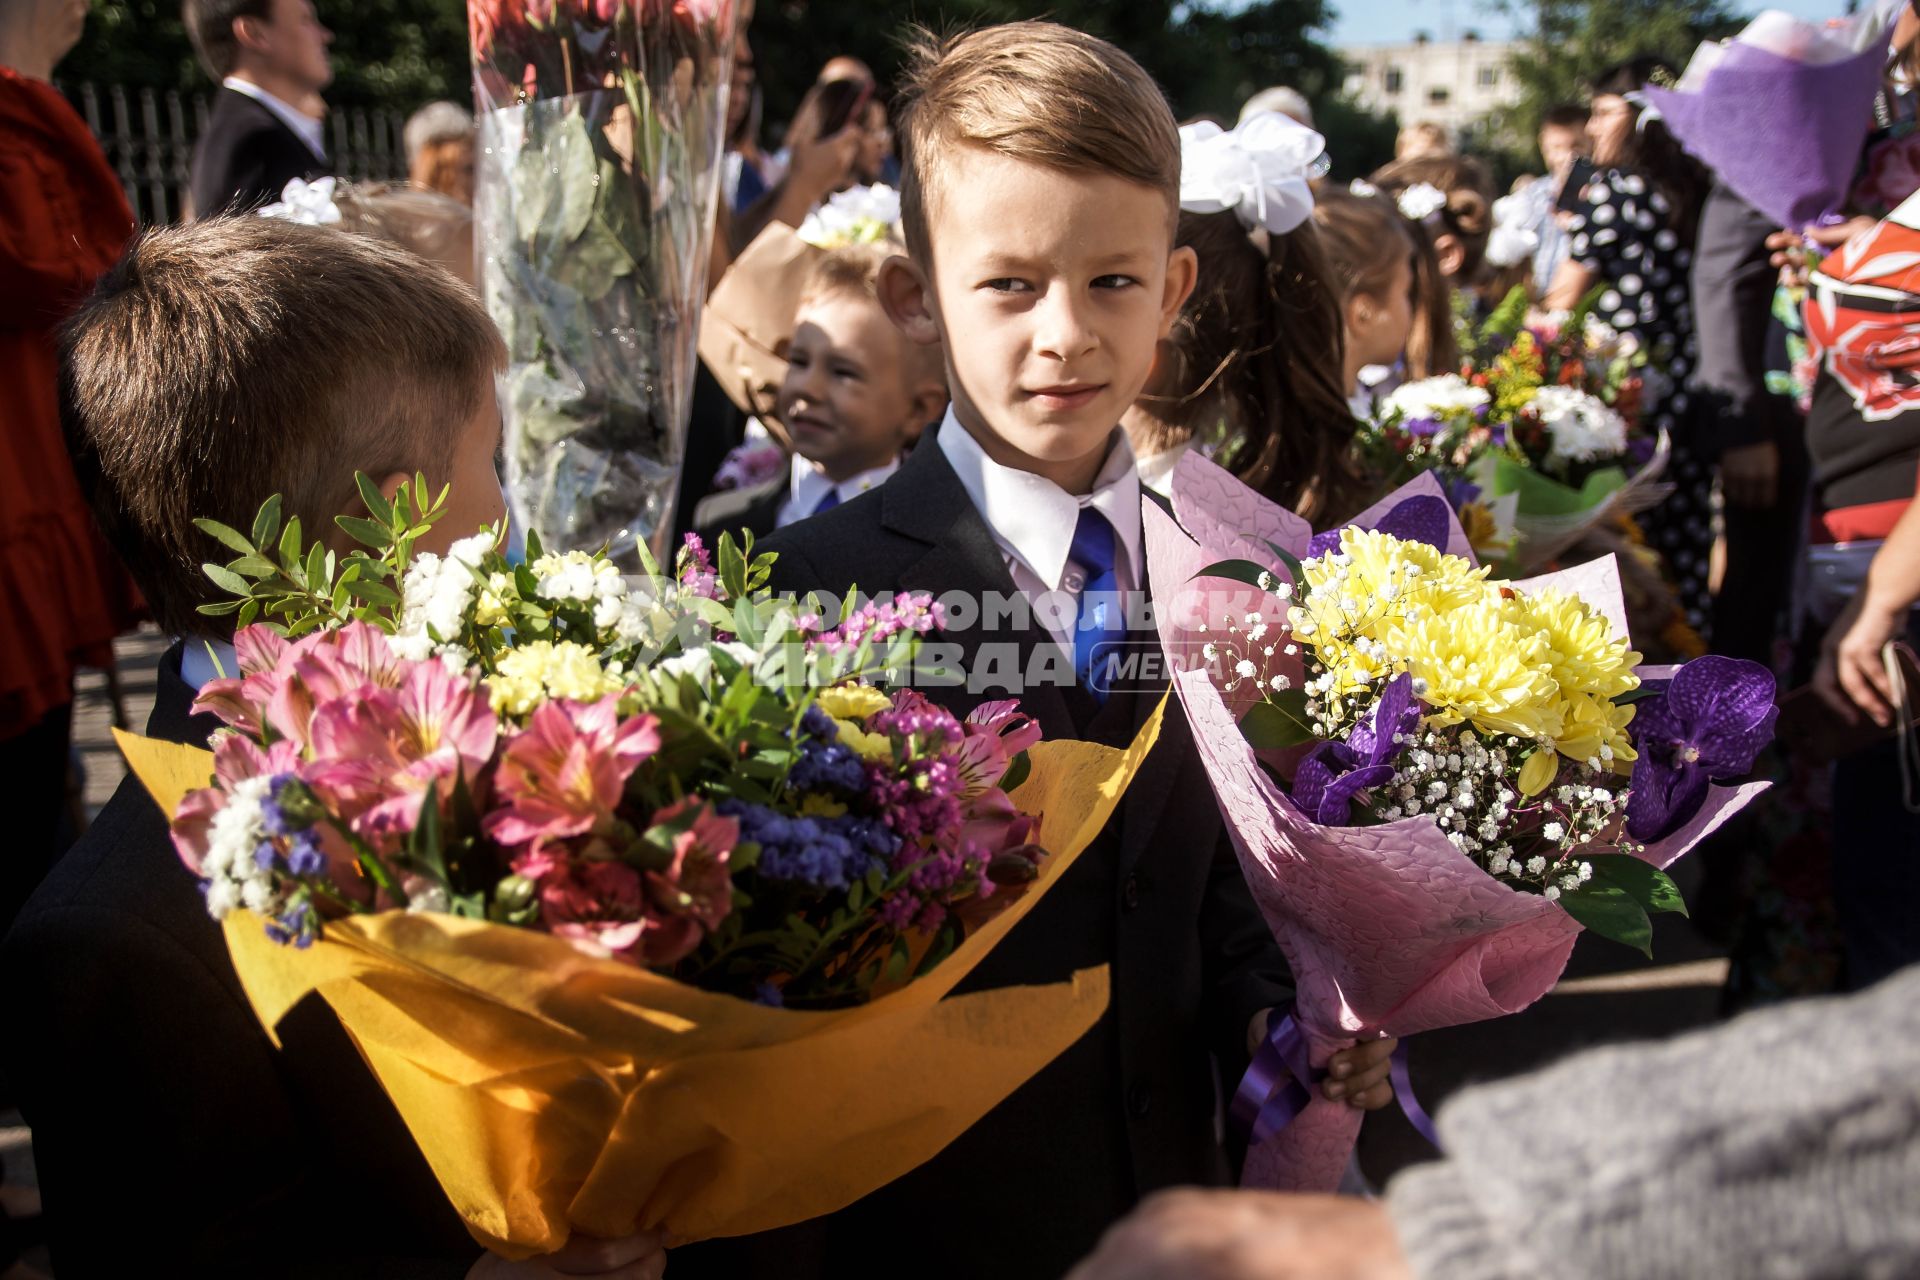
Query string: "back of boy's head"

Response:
xmin=798 ymin=243 xmax=946 ymax=388
xmin=892 ymin=21 xmax=1180 ymax=267
xmin=63 ymin=217 xmax=505 ymax=641
xmin=1370 ymin=153 xmax=1495 ymax=282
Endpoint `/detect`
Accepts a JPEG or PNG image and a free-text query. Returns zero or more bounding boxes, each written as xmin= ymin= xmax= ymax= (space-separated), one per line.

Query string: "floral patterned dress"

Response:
xmin=1565 ymin=166 xmax=1713 ymax=636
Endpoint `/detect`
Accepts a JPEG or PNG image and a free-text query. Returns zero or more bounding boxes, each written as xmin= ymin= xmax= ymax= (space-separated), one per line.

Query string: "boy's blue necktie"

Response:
xmin=1070 ymin=507 xmax=1124 ymax=703
xmin=811 ymin=488 xmax=842 ymax=517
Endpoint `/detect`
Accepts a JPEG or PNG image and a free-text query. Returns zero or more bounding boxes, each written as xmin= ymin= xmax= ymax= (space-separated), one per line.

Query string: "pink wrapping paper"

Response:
xmin=1147 ymin=454 xmax=1769 ymax=1191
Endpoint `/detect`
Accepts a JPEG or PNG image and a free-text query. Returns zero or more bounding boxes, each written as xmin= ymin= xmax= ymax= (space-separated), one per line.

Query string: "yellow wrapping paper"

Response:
xmin=115 ymin=696 xmax=1162 ymax=1257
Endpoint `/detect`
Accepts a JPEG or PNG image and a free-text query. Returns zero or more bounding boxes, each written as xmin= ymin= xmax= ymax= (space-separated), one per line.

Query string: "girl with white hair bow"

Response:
xmin=1121 ymin=111 xmax=1370 ymax=523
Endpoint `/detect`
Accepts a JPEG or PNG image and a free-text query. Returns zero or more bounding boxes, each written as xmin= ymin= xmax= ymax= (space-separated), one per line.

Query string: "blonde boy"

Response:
xmin=677 ymin=22 xmax=1394 ymax=1280
xmin=693 ymin=243 xmax=946 ymax=540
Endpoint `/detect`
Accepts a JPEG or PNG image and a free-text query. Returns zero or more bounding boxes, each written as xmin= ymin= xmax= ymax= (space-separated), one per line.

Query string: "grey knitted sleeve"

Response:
xmin=1386 ymin=965 xmax=1920 ymax=1280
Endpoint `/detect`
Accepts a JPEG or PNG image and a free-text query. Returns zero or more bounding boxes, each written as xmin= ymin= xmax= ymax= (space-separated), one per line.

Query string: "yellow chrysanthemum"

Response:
xmin=1380 ymin=587 xmax=1564 ymax=743
xmin=1508 ymin=587 xmax=1641 ymax=701
xmin=489 ymin=640 xmax=627 ymax=716
xmin=831 ymin=719 xmax=895 ymax=761
xmin=1296 ymin=528 xmax=1489 ymax=694
xmin=1555 ymin=691 xmax=1638 ymax=773
xmin=817 ymin=684 xmax=892 ymax=721
xmin=1517 ymin=746 xmax=1558 ymax=796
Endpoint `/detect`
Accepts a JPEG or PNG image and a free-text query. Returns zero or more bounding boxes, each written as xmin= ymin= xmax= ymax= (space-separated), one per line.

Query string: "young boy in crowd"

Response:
xmin=1 ymin=218 xmax=662 ymax=1280
xmin=693 ymin=241 xmax=946 ymax=542
xmin=674 ymin=22 xmax=1397 ymax=1280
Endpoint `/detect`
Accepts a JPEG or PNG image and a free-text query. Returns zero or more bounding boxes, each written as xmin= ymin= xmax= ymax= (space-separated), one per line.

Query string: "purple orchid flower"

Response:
xmin=1441 ymin=474 xmax=1483 ymax=510
xmin=1293 ymin=673 xmax=1422 ymax=824
xmin=1625 ymin=656 xmax=1778 ymax=843
xmin=1405 ymin=415 xmax=1444 ymax=437
xmin=1308 ymin=495 xmax=1453 ymax=559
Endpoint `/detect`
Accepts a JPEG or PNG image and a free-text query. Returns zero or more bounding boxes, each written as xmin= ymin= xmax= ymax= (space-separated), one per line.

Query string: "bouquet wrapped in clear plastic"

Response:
xmin=470 ymin=0 xmax=739 ymax=563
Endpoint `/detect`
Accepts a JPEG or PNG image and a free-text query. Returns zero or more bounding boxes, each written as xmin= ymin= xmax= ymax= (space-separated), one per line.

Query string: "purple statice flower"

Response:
xmin=789 ymin=707 xmax=868 ymax=797
xmin=1625 ymin=656 xmax=1778 ymax=843
xmin=877 ymin=892 xmax=918 ymax=931
xmin=718 ymin=799 xmax=897 ymax=891
xmin=1292 ymin=673 xmax=1422 ymax=824
xmin=712 ymin=440 xmax=787 ymax=492
xmin=260 ymin=773 xmax=301 ymax=836
xmin=264 ymin=899 xmax=316 ymax=948
xmin=807 ymin=592 xmax=945 ymax=652
xmin=676 ymin=533 xmax=719 ymax=600
xmin=1308 ymin=495 xmax=1453 ymax=558
xmin=866 ymin=757 xmax=964 ymax=842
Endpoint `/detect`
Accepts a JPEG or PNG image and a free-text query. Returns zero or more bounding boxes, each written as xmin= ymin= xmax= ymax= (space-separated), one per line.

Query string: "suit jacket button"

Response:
xmin=1127 ymin=1080 xmax=1151 ymax=1118
xmin=1122 ymin=872 xmax=1141 ymax=911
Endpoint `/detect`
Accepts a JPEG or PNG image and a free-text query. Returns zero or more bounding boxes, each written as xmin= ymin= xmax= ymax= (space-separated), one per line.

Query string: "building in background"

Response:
xmin=1339 ymin=32 xmax=1522 ymax=143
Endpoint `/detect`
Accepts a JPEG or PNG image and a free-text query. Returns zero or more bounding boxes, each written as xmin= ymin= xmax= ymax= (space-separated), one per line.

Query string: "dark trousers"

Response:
xmin=1832 ymin=732 xmax=1920 ymax=990
xmin=1714 ymin=427 xmax=1810 ymax=665
xmin=0 ymin=700 xmax=73 ymax=938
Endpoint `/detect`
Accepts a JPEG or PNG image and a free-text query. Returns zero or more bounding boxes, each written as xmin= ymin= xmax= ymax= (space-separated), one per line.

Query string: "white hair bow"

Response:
xmin=1396 ymin=182 xmax=1449 ymax=224
xmin=258 ymin=176 xmax=342 ymax=226
xmin=1485 ymin=191 xmax=1541 ymax=268
xmin=1179 ymin=112 xmax=1329 ymax=236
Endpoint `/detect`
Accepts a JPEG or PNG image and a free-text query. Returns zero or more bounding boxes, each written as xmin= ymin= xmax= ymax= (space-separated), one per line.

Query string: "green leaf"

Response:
xmin=230 ymin=554 xmax=281 ymax=579
xmin=354 ymin=473 xmax=395 ymax=526
xmin=237 ymin=598 xmax=261 ymax=629
xmin=883 ymin=936 xmax=911 ymax=984
xmin=1240 ymin=689 xmax=1317 ymax=750
xmin=194 ymin=517 xmax=256 ymax=556
xmin=336 ymin=515 xmax=392 ymax=550
xmin=999 ymin=750 xmax=1032 ymax=794
xmin=1556 ymin=883 xmax=1653 ymax=957
xmin=202 ymin=562 xmax=252 ymax=597
xmin=1583 ymin=854 xmax=1688 ymax=917
xmin=278 ymin=517 xmax=304 ymax=572
xmin=1259 ymin=539 xmax=1306 ymax=588
xmin=345 ymin=579 xmax=402 ymax=607
xmin=196 ymin=599 xmax=244 ymax=617
xmin=251 ymin=494 xmax=283 ymax=550
xmin=305 ymin=541 xmax=328 ymax=596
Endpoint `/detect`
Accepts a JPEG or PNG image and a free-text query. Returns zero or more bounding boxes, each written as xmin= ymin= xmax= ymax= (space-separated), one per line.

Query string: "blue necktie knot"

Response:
xmin=811 ymin=487 xmax=842 ymax=517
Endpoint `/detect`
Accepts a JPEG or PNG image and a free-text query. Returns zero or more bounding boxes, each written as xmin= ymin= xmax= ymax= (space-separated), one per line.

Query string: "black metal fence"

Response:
xmin=61 ymin=81 xmax=412 ymax=225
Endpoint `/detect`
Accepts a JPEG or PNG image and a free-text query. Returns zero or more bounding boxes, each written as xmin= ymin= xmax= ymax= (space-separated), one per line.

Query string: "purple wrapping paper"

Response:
xmin=1643 ymin=39 xmax=1886 ymax=231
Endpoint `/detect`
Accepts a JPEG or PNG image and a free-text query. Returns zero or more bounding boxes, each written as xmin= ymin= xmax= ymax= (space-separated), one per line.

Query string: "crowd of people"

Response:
xmin=2 ymin=0 xmax=1919 ymax=1276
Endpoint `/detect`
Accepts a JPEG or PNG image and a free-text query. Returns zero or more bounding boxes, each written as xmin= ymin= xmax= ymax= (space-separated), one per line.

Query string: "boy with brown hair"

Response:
xmin=695 ymin=242 xmax=946 ymax=540
xmin=2 ymin=218 xmax=662 ymax=1279
xmin=677 ymin=21 xmax=1395 ymax=1280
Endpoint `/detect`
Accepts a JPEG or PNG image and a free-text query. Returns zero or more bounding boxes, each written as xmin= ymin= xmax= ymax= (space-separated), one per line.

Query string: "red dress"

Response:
xmin=0 ymin=68 xmax=143 ymax=737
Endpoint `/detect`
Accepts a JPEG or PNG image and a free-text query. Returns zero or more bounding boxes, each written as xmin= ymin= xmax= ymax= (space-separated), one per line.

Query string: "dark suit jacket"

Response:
xmin=1690 ymin=180 xmax=1797 ymax=455
xmin=1 ymin=647 xmax=475 ymax=1278
xmin=691 ymin=476 xmax=783 ymax=547
xmin=189 ymin=86 xmax=329 ymax=217
xmin=671 ymin=439 xmax=1293 ymax=1280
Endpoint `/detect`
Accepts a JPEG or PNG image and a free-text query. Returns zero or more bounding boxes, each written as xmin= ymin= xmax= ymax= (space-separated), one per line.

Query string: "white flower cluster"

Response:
xmin=391 ymin=533 xmax=494 ymax=662
xmin=199 ymin=775 xmax=289 ymax=920
xmin=1383 ymin=374 xmax=1490 ymax=424
xmin=1396 ymin=182 xmax=1449 ymax=222
xmin=530 ymin=549 xmax=642 ymax=636
xmin=1580 ymin=312 xmax=1640 ymax=360
xmin=797 ymin=184 xmax=902 ymax=248
xmin=1532 ymin=385 xmax=1629 ymax=465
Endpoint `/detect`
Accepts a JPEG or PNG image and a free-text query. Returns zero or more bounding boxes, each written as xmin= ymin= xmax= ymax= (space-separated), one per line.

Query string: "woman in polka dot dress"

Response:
xmin=1546 ymin=57 xmax=1715 ymax=636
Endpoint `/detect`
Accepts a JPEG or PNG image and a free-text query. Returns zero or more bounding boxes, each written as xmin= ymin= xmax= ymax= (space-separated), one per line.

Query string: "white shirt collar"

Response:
xmin=179 ymin=638 xmax=240 ymax=692
xmin=778 ymin=453 xmax=900 ymax=526
xmin=1134 ymin=441 xmax=1190 ymax=500
xmin=936 ymin=407 xmax=1143 ymax=592
xmin=223 ymin=76 xmax=327 ymax=161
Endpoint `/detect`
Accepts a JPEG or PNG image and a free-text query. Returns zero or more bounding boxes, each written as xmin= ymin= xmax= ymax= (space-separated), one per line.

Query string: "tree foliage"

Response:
xmin=60 ymin=0 xmax=1386 ymax=140
xmin=1486 ymin=0 xmax=1745 ymax=164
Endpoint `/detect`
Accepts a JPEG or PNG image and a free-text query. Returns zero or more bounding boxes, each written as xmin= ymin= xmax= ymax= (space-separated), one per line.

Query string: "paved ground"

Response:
xmin=5 ymin=627 xmax=1746 ymax=1271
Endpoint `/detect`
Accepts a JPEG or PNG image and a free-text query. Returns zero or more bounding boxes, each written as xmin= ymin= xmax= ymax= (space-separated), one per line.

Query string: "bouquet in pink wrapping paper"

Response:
xmin=1141 ymin=453 xmax=1776 ymax=1192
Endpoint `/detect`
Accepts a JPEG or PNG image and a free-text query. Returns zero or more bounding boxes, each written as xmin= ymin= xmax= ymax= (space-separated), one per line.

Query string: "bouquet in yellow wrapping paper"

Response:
xmin=121 ymin=478 xmax=1158 ymax=1257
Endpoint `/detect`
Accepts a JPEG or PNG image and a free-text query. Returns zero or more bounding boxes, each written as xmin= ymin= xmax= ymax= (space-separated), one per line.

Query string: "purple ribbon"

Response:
xmin=1232 ymin=1015 xmax=1443 ymax=1152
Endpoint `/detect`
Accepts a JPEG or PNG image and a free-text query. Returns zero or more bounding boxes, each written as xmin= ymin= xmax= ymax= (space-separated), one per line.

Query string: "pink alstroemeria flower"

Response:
xmin=268 ymin=622 xmax=412 ymax=753
xmin=639 ymin=797 xmax=738 ymax=965
xmin=190 ymin=626 xmax=294 ymax=734
xmin=484 ymin=695 xmax=661 ymax=851
xmin=951 ymin=699 xmax=1042 ymax=801
xmin=305 ymin=657 xmax=499 ymax=842
xmin=539 ymin=858 xmax=650 ymax=955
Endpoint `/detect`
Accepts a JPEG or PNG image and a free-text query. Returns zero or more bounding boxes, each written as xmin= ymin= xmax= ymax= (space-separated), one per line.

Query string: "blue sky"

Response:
xmin=1326 ymin=0 xmax=1856 ymax=47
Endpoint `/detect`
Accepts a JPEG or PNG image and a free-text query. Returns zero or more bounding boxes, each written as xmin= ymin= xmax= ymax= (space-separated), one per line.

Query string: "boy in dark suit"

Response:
xmin=693 ymin=242 xmax=945 ymax=544
xmin=2 ymin=218 xmax=665 ymax=1279
xmin=673 ymin=23 xmax=1397 ymax=1280
xmin=184 ymin=0 xmax=333 ymax=216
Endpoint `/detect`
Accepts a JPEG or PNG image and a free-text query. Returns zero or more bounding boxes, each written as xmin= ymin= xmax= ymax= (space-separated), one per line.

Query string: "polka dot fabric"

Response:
xmin=1567 ymin=166 xmax=1712 ymax=637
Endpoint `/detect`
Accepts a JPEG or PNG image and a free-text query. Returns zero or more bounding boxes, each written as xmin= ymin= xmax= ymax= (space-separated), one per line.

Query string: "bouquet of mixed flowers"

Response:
xmin=1143 ymin=454 xmax=1772 ymax=1191
xmin=1358 ymin=290 xmax=1668 ymax=570
xmin=119 ymin=478 xmax=1157 ymax=1254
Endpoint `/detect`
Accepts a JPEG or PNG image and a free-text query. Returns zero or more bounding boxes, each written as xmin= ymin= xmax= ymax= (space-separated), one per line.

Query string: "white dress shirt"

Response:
xmin=223 ymin=76 xmax=327 ymax=161
xmin=776 ymin=454 xmax=900 ymax=528
xmin=936 ymin=408 xmax=1142 ymax=654
xmin=1134 ymin=441 xmax=1190 ymax=500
